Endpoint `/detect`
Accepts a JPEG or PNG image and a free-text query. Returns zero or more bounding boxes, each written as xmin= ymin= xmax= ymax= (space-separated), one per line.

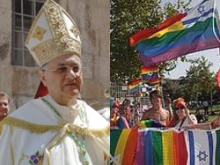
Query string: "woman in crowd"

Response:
xmin=110 ymin=101 xmax=130 ymax=129
xmin=168 ymin=97 xmax=197 ymax=130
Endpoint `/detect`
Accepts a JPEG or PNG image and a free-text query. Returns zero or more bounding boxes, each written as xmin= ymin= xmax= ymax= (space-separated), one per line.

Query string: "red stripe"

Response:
xmin=130 ymin=13 xmax=186 ymax=46
xmin=122 ymin=129 xmax=138 ymax=165
xmin=128 ymin=78 xmax=142 ymax=86
xmin=173 ymin=132 xmax=188 ymax=165
xmin=141 ymin=66 xmax=159 ymax=73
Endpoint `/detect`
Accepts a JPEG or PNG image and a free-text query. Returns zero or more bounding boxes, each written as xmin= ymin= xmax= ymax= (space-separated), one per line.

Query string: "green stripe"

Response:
xmin=152 ymin=131 xmax=163 ymax=165
xmin=110 ymin=129 xmax=123 ymax=157
xmin=215 ymin=129 xmax=220 ymax=165
xmin=139 ymin=17 xmax=216 ymax=46
xmin=144 ymin=120 xmax=153 ymax=127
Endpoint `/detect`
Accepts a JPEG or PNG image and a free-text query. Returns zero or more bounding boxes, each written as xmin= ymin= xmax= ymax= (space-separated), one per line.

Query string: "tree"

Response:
xmin=110 ymin=0 xmax=191 ymax=84
xmin=177 ymin=56 xmax=216 ymax=104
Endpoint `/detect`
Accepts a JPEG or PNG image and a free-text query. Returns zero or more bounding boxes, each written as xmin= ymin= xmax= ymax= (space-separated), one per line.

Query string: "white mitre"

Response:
xmin=25 ymin=0 xmax=81 ymax=67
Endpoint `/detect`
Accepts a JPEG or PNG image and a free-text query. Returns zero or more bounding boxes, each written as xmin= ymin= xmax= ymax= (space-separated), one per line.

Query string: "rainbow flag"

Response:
xmin=110 ymin=129 xmax=138 ymax=165
xmin=144 ymin=130 xmax=188 ymax=165
xmin=140 ymin=66 xmax=160 ymax=84
xmin=110 ymin=128 xmax=220 ymax=165
xmin=137 ymin=120 xmax=165 ymax=128
xmin=128 ymin=78 xmax=141 ymax=96
xmin=130 ymin=0 xmax=220 ymax=66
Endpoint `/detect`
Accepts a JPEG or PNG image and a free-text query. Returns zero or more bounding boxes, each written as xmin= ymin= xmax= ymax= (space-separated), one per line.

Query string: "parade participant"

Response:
xmin=110 ymin=101 xmax=130 ymax=129
xmin=183 ymin=114 xmax=220 ymax=130
xmin=168 ymin=97 xmax=197 ymax=130
xmin=0 ymin=0 xmax=109 ymax=164
xmin=0 ymin=92 xmax=10 ymax=121
xmin=141 ymin=90 xmax=170 ymax=126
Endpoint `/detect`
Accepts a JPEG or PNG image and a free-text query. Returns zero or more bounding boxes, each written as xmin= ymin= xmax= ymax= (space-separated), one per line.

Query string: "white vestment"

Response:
xmin=0 ymin=95 xmax=110 ymax=165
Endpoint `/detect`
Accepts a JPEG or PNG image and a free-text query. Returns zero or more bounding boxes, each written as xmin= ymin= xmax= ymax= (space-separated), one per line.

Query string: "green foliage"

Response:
xmin=110 ymin=0 xmax=191 ymax=84
xmin=164 ymin=56 xmax=217 ymax=102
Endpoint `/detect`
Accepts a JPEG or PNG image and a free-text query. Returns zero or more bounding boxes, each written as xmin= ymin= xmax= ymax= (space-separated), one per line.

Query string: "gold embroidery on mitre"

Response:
xmin=70 ymin=25 xmax=80 ymax=38
xmin=32 ymin=26 xmax=47 ymax=41
xmin=32 ymin=37 xmax=81 ymax=65
xmin=45 ymin=2 xmax=68 ymax=38
xmin=29 ymin=1 xmax=81 ymax=66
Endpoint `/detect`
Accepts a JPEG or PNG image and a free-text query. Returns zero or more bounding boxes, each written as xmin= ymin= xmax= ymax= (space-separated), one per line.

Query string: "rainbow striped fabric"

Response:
xmin=130 ymin=0 xmax=220 ymax=66
xmin=110 ymin=128 xmax=220 ymax=165
xmin=137 ymin=119 xmax=165 ymax=128
xmin=140 ymin=66 xmax=160 ymax=84
xmin=128 ymin=78 xmax=142 ymax=96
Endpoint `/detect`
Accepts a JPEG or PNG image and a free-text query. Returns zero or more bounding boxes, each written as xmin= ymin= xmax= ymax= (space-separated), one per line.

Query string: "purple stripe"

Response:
xmin=140 ymin=38 xmax=220 ymax=66
xmin=134 ymin=131 xmax=145 ymax=165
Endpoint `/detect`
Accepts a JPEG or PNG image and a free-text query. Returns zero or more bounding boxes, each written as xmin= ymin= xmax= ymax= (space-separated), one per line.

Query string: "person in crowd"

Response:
xmin=141 ymin=90 xmax=171 ymax=126
xmin=164 ymin=93 xmax=173 ymax=120
xmin=0 ymin=92 xmax=10 ymax=121
xmin=168 ymin=97 xmax=197 ymax=130
xmin=0 ymin=0 xmax=109 ymax=164
xmin=183 ymin=114 xmax=220 ymax=130
xmin=110 ymin=101 xmax=130 ymax=129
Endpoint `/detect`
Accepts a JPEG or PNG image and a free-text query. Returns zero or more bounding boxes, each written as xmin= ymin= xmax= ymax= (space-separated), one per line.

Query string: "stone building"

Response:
xmin=0 ymin=0 xmax=110 ymax=111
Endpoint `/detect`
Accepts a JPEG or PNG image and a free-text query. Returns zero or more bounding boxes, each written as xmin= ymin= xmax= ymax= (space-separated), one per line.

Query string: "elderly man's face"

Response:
xmin=40 ymin=54 xmax=83 ymax=105
xmin=0 ymin=96 xmax=10 ymax=118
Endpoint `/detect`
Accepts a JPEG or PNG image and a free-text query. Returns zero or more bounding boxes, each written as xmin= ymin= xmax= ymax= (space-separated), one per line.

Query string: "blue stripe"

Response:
xmin=136 ymin=25 xmax=220 ymax=57
xmin=183 ymin=8 xmax=214 ymax=25
xmin=207 ymin=131 xmax=213 ymax=165
xmin=188 ymin=131 xmax=195 ymax=165
xmin=141 ymin=74 xmax=159 ymax=79
xmin=145 ymin=131 xmax=153 ymax=165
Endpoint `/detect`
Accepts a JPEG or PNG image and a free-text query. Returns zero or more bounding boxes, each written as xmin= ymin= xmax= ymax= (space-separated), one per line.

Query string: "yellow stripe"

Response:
xmin=148 ymin=21 xmax=184 ymax=39
xmin=162 ymin=131 xmax=174 ymax=165
xmin=113 ymin=129 xmax=131 ymax=165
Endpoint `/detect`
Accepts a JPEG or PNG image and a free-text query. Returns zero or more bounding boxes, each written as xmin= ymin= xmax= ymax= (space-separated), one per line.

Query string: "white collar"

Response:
xmin=44 ymin=95 xmax=81 ymax=122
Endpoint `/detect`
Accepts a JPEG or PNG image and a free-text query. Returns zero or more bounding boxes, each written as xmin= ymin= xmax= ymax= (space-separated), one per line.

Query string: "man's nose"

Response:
xmin=66 ymin=69 xmax=76 ymax=79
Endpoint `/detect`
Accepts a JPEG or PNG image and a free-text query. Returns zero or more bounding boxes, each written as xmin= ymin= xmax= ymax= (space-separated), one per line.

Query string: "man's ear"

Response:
xmin=38 ymin=69 xmax=47 ymax=87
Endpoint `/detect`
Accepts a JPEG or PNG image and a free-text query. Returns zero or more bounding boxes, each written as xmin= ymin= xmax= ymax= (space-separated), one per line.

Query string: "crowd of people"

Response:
xmin=110 ymin=89 xmax=220 ymax=131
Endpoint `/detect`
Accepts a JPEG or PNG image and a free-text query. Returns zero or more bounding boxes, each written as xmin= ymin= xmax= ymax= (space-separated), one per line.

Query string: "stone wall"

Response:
xmin=0 ymin=0 xmax=110 ymax=111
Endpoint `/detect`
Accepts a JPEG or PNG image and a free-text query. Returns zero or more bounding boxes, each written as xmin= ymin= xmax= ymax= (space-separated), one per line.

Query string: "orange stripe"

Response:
xmin=122 ymin=129 xmax=138 ymax=165
xmin=114 ymin=129 xmax=131 ymax=165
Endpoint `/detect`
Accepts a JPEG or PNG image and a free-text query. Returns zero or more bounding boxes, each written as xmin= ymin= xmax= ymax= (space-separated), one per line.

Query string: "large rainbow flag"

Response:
xmin=130 ymin=0 xmax=220 ymax=66
xmin=110 ymin=128 xmax=220 ymax=165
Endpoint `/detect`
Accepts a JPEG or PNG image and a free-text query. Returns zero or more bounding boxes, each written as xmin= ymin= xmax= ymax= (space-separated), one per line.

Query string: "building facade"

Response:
xmin=0 ymin=0 xmax=110 ymax=111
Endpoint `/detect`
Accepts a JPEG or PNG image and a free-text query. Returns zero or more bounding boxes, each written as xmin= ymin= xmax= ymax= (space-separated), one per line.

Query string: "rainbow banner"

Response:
xmin=128 ymin=78 xmax=142 ymax=96
xmin=110 ymin=128 xmax=220 ymax=165
xmin=110 ymin=129 xmax=138 ymax=165
xmin=137 ymin=120 xmax=165 ymax=128
xmin=130 ymin=0 xmax=220 ymax=66
xmin=140 ymin=66 xmax=160 ymax=84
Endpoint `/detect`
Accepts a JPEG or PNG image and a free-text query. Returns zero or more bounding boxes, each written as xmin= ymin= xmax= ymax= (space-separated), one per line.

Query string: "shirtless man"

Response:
xmin=141 ymin=90 xmax=170 ymax=126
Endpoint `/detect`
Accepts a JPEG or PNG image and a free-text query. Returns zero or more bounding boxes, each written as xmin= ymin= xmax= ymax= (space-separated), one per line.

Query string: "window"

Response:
xmin=12 ymin=0 xmax=45 ymax=67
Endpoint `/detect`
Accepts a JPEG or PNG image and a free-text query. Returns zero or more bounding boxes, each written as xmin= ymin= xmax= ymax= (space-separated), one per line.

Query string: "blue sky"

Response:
xmin=162 ymin=0 xmax=220 ymax=79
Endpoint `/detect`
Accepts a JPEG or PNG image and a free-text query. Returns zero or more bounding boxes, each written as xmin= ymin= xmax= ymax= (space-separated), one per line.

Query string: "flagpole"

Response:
xmin=160 ymin=75 xmax=165 ymax=108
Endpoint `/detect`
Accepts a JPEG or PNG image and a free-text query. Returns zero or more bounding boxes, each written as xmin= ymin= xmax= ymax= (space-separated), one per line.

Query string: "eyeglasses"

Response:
xmin=43 ymin=65 xmax=83 ymax=74
xmin=175 ymin=106 xmax=184 ymax=110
